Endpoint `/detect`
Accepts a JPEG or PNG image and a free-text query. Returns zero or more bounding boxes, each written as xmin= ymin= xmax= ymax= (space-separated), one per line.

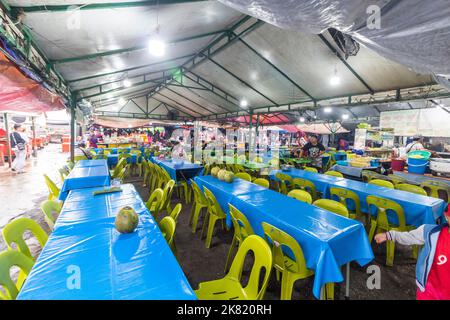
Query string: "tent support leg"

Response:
xmin=70 ymin=95 xmax=76 ymax=162
xmin=4 ymin=113 xmax=12 ymax=168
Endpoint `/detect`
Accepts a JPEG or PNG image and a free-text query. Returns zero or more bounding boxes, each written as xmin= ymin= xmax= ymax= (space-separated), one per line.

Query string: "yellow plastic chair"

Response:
xmin=386 ymin=174 xmax=407 ymax=187
xmin=58 ymin=168 xmax=68 ymax=182
xmin=2 ymin=218 xmax=48 ymax=261
xmin=287 ymin=189 xmax=313 ymax=204
xmin=396 ymin=183 xmax=428 ymax=196
xmin=195 ymin=235 xmax=272 ymax=300
xmin=160 ymin=216 xmax=176 ymax=252
xmin=253 ymin=178 xmax=270 ymax=189
xmin=189 ymin=180 xmax=209 ymax=234
xmin=361 ymin=170 xmax=380 ymax=183
xmin=161 ymin=180 xmax=176 ymax=214
xmin=420 ymin=180 xmax=450 ymax=204
xmin=292 ymin=178 xmax=318 ymax=201
xmin=369 ymin=179 xmax=394 ymax=189
xmin=202 ymin=187 xmax=227 ymax=249
xmin=324 ymin=171 xmax=344 ymax=178
xmin=40 ymin=200 xmax=62 ymax=230
xmin=235 ymin=172 xmax=252 ymax=182
xmin=234 ymin=164 xmax=246 ymax=173
xmin=261 ymin=222 xmax=314 ymax=300
xmin=66 ymin=161 xmax=75 ymax=170
xmin=276 ymin=173 xmax=293 ymax=195
xmin=111 ymin=158 xmax=127 ymax=179
xmin=367 ymin=195 xmax=417 ymax=266
xmin=169 ymin=203 xmax=182 ymax=222
xmin=0 ymin=250 xmax=34 ymax=300
xmin=225 ymin=204 xmax=255 ymax=272
xmin=304 ymin=167 xmax=318 ymax=173
xmin=329 ymin=187 xmax=364 ymax=222
xmin=145 ymin=188 xmax=164 ymax=218
xmin=313 ymin=199 xmax=349 ymax=218
xmin=43 ymin=174 xmax=60 ymax=201
xmin=253 ymin=156 xmax=263 ymax=163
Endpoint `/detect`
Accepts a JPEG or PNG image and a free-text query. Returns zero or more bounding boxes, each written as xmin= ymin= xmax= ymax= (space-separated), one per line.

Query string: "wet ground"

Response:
xmin=0 ymin=144 xmax=417 ymax=300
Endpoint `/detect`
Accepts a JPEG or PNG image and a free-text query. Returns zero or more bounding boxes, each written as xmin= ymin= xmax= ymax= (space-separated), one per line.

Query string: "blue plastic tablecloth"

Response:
xmin=330 ymin=165 xmax=378 ymax=178
xmin=193 ymin=177 xmax=374 ymax=298
xmin=18 ymin=184 xmax=196 ymax=300
xmin=269 ymin=169 xmax=346 ymax=195
xmin=152 ymin=157 xmax=203 ymax=182
xmin=74 ymin=159 xmax=108 ymax=168
xmin=107 ymin=154 xmax=138 ymax=166
xmin=59 ymin=161 xmax=111 ymax=201
xmin=194 ymin=176 xmax=268 ymax=227
xmin=325 ymin=179 xmax=446 ymax=227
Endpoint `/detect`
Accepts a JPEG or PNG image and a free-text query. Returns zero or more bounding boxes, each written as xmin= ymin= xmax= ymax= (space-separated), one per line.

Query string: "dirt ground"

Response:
xmin=0 ymin=148 xmax=418 ymax=300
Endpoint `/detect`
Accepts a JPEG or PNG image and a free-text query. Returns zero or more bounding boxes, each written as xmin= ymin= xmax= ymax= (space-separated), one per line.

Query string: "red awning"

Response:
xmin=0 ymin=51 xmax=65 ymax=113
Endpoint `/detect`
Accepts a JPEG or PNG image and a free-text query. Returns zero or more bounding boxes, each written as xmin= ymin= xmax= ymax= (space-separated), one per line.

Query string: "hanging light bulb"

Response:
xmin=123 ymin=79 xmax=132 ymax=88
xmin=148 ymin=38 xmax=166 ymax=57
xmin=342 ymin=114 xmax=349 ymax=120
xmin=299 ymin=116 xmax=306 ymax=122
xmin=324 ymin=107 xmax=332 ymax=113
xmin=240 ymin=99 xmax=248 ymax=108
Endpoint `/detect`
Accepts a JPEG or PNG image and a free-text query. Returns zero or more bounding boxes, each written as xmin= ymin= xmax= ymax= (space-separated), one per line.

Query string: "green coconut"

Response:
xmin=211 ymin=166 xmax=220 ymax=178
xmin=115 ymin=206 xmax=139 ymax=234
xmin=224 ymin=171 xmax=235 ymax=183
xmin=217 ymin=169 xmax=227 ymax=181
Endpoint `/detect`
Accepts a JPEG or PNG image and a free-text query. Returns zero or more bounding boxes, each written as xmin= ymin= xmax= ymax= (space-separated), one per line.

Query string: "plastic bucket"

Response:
xmin=407 ymin=158 xmax=429 ymax=174
xmin=370 ymin=159 xmax=380 ymax=167
xmin=336 ymin=160 xmax=348 ymax=166
xmin=391 ymin=159 xmax=406 ymax=171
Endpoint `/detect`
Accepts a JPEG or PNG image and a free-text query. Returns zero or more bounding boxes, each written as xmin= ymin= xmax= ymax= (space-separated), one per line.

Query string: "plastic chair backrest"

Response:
xmin=229 ymin=204 xmax=255 ymax=243
xmin=40 ymin=200 xmax=62 ymax=230
xmin=396 ymin=183 xmax=428 ymax=196
xmin=43 ymin=174 xmax=60 ymax=199
xmin=66 ymin=161 xmax=75 ymax=170
xmin=292 ymin=178 xmax=317 ymax=200
xmin=366 ymin=195 xmax=406 ymax=229
xmin=268 ymin=158 xmax=279 ymax=167
xmin=329 ymin=187 xmax=361 ymax=215
xmin=386 ymin=174 xmax=407 ymax=187
xmin=2 ymin=218 xmax=48 ymax=260
xmin=369 ymin=179 xmax=394 ymax=189
xmin=117 ymin=167 xmax=127 ymax=182
xmin=162 ymin=180 xmax=176 ymax=211
xmin=190 ymin=180 xmax=207 ymax=204
xmin=253 ymin=156 xmax=263 ymax=163
xmin=227 ymin=235 xmax=272 ymax=300
xmin=324 ymin=171 xmax=344 ymax=178
xmin=262 ymin=222 xmax=309 ymax=277
xmin=159 ymin=216 xmax=176 ymax=247
xmin=235 ymin=172 xmax=252 ymax=182
xmin=0 ymin=251 xmax=34 ymax=300
xmin=275 ymin=173 xmax=293 ymax=195
xmin=170 ymin=203 xmax=182 ymax=222
xmin=304 ymin=167 xmax=318 ymax=173
xmin=145 ymin=188 xmax=163 ymax=214
xmin=361 ymin=170 xmax=379 ymax=183
xmin=420 ymin=180 xmax=450 ymax=203
xmin=234 ymin=164 xmax=246 ymax=173
xmin=204 ymin=187 xmax=226 ymax=218
xmin=58 ymin=168 xmax=67 ymax=182
xmin=287 ymin=189 xmax=312 ymax=204
xmin=253 ymin=178 xmax=269 ymax=188
xmin=313 ymin=199 xmax=349 ymax=218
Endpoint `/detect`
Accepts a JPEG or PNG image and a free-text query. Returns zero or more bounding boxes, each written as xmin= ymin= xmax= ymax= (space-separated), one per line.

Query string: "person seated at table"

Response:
xmin=75 ymin=142 xmax=92 ymax=160
xmin=375 ymin=215 xmax=450 ymax=300
xmin=171 ymin=139 xmax=188 ymax=160
xmin=301 ymin=134 xmax=325 ymax=170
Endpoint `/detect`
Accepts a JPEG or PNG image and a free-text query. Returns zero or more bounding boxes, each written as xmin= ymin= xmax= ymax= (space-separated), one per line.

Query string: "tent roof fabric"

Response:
xmin=4 ymin=0 xmax=448 ymax=124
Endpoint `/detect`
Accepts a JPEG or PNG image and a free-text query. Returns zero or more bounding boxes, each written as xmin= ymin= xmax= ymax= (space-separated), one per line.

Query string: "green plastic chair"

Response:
xmin=111 ymin=158 xmax=127 ymax=179
xmin=0 ymin=250 xmax=34 ymax=300
xmin=202 ymin=187 xmax=227 ymax=249
xmin=145 ymin=188 xmax=164 ymax=218
xmin=66 ymin=161 xmax=75 ymax=170
xmin=261 ymin=222 xmax=314 ymax=300
xmin=169 ymin=203 xmax=182 ymax=222
xmin=225 ymin=205 xmax=255 ymax=273
xmin=161 ymin=180 xmax=176 ymax=214
xmin=361 ymin=170 xmax=380 ymax=183
xmin=234 ymin=164 xmax=246 ymax=173
xmin=58 ymin=168 xmax=68 ymax=182
xmin=2 ymin=218 xmax=48 ymax=261
xmin=304 ymin=167 xmax=318 ymax=173
xmin=324 ymin=171 xmax=344 ymax=178
xmin=292 ymin=178 xmax=318 ymax=201
xmin=235 ymin=172 xmax=252 ymax=182
xmin=420 ymin=180 xmax=450 ymax=204
xmin=40 ymin=200 xmax=62 ymax=230
xmin=195 ymin=235 xmax=272 ymax=300
xmin=287 ymin=189 xmax=313 ymax=204
xmin=329 ymin=187 xmax=364 ymax=222
xmin=43 ymin=174 xmax=60 ymax=201
xmin=160 ymin=216 xmax=176 ymax=252
xmin=276 ymin=173 xmax=293 ymax=195
xmin=313 ymin=199 xmax=349 ymax=218
xmin=369 ymin=179 xmax=394 ymax=189
xmin=253 ymin=156 xmax=264 ymax=163
xmin=189 ymin=180 xmax=209 ymax=234
xmin=396 ymin=183 xmax=428 ymax=196
xmin=367 ymin=195 xmax=417 ymax=266
xmin=253 ymin=178 xmax=270 ymax=189
xmin=386 ymin=174 xmax=407 ymax=187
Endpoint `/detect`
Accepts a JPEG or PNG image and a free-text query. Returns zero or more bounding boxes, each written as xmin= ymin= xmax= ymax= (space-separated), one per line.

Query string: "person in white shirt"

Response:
xmin=405 ymin=136 xmax=425 ymax=153
xmin=171 ymin=139 xmax=188 ymax=160
xmin=10 ymin=124 xmax=29 ymax=174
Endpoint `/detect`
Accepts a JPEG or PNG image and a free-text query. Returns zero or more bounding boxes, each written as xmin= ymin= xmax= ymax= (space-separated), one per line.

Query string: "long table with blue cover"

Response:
xmin=151 ymin=157 xmax=203 ymax=182
xmin=18 ymin=184 xmax=196 ymax=300
xmin=330 ymin=164 xmax=378 ymax=178
xmin=324 ymin=179 xmax=446 ymax=227
xmin=194 ymin=175 xmax=374 ymax=298
xmin=59 ymin=159 xmax=111 ymax=201
xmin=107 ymin=153 xmax=138 ymax=166
xmin=393 ymin=171 xmax=450 ymax=187
xmin=269 ymin=168 xmax=346 ymax=195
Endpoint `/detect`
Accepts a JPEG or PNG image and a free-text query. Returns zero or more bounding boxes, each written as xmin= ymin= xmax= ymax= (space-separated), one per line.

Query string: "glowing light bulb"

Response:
xmin=148 ymin=39 xmax=166 ymax=57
